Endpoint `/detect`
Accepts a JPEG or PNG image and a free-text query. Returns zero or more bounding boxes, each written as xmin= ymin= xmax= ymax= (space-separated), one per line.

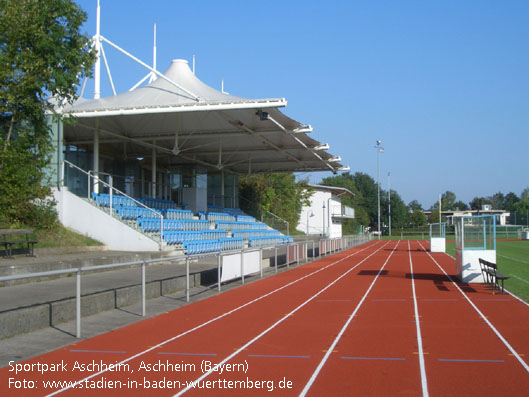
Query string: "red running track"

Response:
xmin=1 ymin=239 xmax=529 ymax=396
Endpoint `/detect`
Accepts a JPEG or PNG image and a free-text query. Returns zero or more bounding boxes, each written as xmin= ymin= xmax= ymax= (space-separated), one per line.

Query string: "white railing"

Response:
xmin=62 ymin=160 xmax=164 ymax=250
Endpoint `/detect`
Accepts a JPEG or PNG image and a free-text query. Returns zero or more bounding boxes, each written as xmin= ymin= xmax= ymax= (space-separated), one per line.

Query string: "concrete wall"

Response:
xmin=298 ymin=190 xmax=343 ymax=238
xmin=53 ymin=187 xmax=160 ymax=252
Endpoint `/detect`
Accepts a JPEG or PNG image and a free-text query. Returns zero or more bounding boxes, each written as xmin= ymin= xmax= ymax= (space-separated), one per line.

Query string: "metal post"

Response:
xmin=388 ymin=171 xmax=391 ymax=237
xmin=76 ymin=270 xmax=81 ymax=338
xmin=274 ymin=247 xmax=278 ymax=273
xmin=296 ymin=244 xmax=299 ymax=265
xmin=141 ymin=261 xmax=146 ymax=317
xmin=109 ymin=175 xmax=113 ymax=217
xmin=241 ymin=251 xmax=245 ymax=284
xmin=312 ymin=240 xmax=315 ymax=259
xmin=260 ymin=248 xmax=263 ymax=277
xmin=185 ymin=256 xmax=190 ymax=302
xmin=217 ymin=254 xmax=221 ymax=292
xmin=286 ymin=244 xmax=290 ymax=269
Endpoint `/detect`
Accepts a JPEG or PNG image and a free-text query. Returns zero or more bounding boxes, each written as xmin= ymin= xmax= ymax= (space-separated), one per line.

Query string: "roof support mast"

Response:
xmin=149 ymin=24 xmax=157 ymax=84
xmin=94 ymin=0 xmax=101 ymax=99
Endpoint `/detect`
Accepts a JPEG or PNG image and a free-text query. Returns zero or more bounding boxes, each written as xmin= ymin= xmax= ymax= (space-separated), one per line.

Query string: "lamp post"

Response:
xmin=388 ymin=171 xmax=391 ymax=237
xmin=375 ymin=140 xmax=384 ymax=239
xmin=307 ymin=210 xmax=314 ymax=234
xmin=322 ymin=202 xmax=326 ymax=236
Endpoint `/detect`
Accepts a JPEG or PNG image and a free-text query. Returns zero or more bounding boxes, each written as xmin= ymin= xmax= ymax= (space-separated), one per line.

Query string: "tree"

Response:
xmin=504 ymin=192 xmax=519 ymax=212
xmin=0 ymin=0 xmax=95 ymax=226
xmin=408 ymin=209 xmax=427 ymax=228
xmin=490 ymin=192 xmax=505 ymax=210
xmin=441 ymin=191 xmax=456 ymax=211
xmin=521 ymin=188 xmax=529 ymax=201
xmin=453 ymin=201 xmax=468 ymax=211
xmin=469 ymin=197 xmax=491 ymax=210
xmin=408 ymin=200 xmax=423 ymax=212
xmin=239 ymin=173 xmax=311 ymax=233
xmin=350 ymin=172 xmax=379 ymax=228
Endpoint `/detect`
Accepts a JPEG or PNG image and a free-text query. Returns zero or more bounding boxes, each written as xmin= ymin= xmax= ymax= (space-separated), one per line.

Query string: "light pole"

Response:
xmin=306 ymin=210 xmax=314 ymax=234
xmin=388 ymin=171 xmax=391 ymax=237
xmin=375 ymin=140 xmax=384 ymax=239
xmin=322 ymin=202 xmax=326 ymax=237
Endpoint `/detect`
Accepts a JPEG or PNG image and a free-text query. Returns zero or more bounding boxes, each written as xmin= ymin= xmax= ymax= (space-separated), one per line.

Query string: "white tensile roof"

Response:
xmin=62 ymin=59 xmax=347 ymax=174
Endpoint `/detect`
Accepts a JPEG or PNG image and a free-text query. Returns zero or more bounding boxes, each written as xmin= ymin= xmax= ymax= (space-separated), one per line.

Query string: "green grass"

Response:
xmin=446 ymin=240 xmax=529 ymax=303
xmin=31 ymin=225 xmax=103 ymax=248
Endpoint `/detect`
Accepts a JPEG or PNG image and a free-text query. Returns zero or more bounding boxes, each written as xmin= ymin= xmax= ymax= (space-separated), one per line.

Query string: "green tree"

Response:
xmin=504 ymin=192 xmax=519 ymax=212
xmin=514 ymin=199 xmax=529 ymax=213
xmin=490 ymin=192 xmax=505 ymax=210
xmin=453 ymin=201 xmax=469 ymax=211
xmin=469 ymin=197 xmax=491 ymax=210
xmin=239 ymin=173 xmax=311 ymax=233
xmin=409 ymin=209 xmax=427 ymax=228
xmin=441 ymin=191 xmax=456 ymax=211
xmin=351 ymin=172 xmax=378 ymax=228
xmin=408 ymin=200 xmax=423 ymax=212
xmin=0 ymin=0 xmax=95 ymax=226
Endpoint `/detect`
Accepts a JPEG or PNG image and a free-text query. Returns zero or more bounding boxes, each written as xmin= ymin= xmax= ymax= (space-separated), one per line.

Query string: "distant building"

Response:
xmin=424 ymin=206 xmax=510 ymax=226
xmin=297 ymin=185 xmax=355 ymax=238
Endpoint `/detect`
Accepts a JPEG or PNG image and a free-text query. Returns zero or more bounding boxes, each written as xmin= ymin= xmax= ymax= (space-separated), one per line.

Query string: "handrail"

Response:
xmin=63 ymin=160 xmax=164 ymax=250
xmin=0 ymin=236 xmax=369 ymax=339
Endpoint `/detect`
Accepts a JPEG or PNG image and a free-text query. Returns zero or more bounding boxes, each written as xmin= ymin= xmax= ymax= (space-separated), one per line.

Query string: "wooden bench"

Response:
xmin=0 ymin=229 xmax=38 ymax=258
xmin=479 ymin=258 xmax=509 ymax=294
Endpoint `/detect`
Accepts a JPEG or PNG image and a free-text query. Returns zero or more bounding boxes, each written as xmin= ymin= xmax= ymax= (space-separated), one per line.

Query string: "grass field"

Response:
xmin=446 ymin=240 xmax=529 ymax=303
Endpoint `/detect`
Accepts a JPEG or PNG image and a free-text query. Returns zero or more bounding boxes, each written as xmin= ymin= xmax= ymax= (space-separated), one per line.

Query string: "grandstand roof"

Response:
xmin=62 ymin=59 xmax=347 ymax=174
xmin=309 ymin=184 xmax=355 ymax=197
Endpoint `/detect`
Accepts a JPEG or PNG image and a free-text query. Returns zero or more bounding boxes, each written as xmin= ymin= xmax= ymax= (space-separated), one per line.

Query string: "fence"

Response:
xmin=0 ymin=235 xmax=369 ymax=338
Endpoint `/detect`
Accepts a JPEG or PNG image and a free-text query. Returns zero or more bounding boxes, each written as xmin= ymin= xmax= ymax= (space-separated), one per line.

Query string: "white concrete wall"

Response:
xmin=297 ymin=190 xmax=343 ymax=237
xmin=53 ymin=187 xmax=160 ymax=252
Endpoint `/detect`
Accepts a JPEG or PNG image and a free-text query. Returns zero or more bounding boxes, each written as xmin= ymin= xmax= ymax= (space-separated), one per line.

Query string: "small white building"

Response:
xmin=297 ymin=185 xmax=355 ymax=238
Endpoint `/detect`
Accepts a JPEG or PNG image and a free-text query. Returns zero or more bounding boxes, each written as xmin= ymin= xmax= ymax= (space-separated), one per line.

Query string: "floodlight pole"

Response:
xmin=375 ymin=141 xmax=384 ymax=239
xmin=388 ymin=171 xmax=391 ymax=237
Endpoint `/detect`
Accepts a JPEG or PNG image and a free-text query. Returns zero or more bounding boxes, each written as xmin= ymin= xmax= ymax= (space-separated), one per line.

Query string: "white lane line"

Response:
xmin=175 ymin=241 xmax=395 ymax=396
xmin=47 ymin=241 xmax=382 ymax=396
xmin=497 ymin=254 xmax=529 ymax=265
xmin=419 ymin=241 xmax=529 ymax=374
xmin=298 ymin=241 xmax=399 ymax=397
xmin=408 ymin=240 xmax=429 ymax=397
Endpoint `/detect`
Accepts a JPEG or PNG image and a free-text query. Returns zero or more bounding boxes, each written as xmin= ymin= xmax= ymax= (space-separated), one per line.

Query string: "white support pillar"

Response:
xmin=93 ymin=129 xmax=100 ymax=193
xmin=151 ymin=142 xmax=157 ymax=199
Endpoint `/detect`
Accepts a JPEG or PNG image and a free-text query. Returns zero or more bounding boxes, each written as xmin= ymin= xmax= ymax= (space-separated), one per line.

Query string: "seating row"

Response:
xmin=232 ymin=230 xmax=281 ymax=239
xmin=114 ymin=205 xmax=161 ymax=220
xmin=164 ymin=209 xmax=194 ymax=220
xmin=162 ymin=230 xmax=228 ymax=245
xmin=182 ymin=238 xmax=246 ymax=255
xmin=138 ymin=197 xmax=179 ymax=210
xmin=199 ymin=212 xmax=236 ymax=222
xmin=215 ymin=221 xmax=268 ymax=231
xmin=138 ymin=218 xmax=210 ymax=233
xmin=248 ymin=236 xmax=293 ymax=247
xmin=92 ymin=193 xmax=136 ymax=208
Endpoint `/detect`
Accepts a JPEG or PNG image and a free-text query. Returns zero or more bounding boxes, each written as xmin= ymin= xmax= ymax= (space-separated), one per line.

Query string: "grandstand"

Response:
xmin=47 ymin=1 xmax=348 ymax=253
xmin=87 ymin=191 xmax=292 ymax=254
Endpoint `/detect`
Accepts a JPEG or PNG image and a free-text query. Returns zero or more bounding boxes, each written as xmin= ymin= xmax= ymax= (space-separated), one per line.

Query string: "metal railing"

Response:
xmin=0 ymin=236 xmax=369 ymax=338
xmin=62 ymin=160 xmax=165 ymax=250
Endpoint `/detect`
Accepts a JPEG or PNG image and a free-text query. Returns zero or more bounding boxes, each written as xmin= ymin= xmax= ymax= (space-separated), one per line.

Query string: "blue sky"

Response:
xmin=76 ymin=0 xmax=528 ymax=209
